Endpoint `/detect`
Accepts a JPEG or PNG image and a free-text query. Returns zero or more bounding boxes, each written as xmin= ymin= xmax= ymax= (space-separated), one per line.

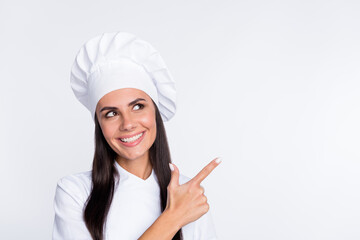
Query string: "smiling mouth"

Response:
xmin=118 ymin=131 xmax=145 ymax=143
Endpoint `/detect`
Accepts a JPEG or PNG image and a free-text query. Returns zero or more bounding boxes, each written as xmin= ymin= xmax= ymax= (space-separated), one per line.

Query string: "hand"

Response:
xmin=164 ymin=157 xmax=222 ymax=228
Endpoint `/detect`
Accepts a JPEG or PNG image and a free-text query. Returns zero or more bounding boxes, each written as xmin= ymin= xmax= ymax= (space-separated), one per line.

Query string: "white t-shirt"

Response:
xmin=52 ymin=161 xmax=218 ymax=240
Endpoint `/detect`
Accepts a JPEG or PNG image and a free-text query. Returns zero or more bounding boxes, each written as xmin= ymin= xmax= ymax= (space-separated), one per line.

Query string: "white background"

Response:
xmin=1 ymin=0 xmax=359 ymax=239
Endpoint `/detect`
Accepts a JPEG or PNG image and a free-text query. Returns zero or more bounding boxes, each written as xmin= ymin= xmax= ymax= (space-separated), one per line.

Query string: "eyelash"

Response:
xmin=105 ymin=104 xmax=145 ymax=118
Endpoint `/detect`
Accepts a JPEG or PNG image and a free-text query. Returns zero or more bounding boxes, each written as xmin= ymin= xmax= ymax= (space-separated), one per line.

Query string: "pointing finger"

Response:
xmin=191 ymin=157 xmax=222 ymax=185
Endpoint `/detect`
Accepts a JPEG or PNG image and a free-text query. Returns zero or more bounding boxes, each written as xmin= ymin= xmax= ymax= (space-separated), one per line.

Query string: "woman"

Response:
xmin=52 ymin=31 xmax=221 ymax=240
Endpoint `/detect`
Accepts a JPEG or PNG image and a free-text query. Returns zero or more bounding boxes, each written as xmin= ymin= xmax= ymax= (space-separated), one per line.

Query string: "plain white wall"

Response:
xmin=1 ymin=0 xmax=359 ymax=239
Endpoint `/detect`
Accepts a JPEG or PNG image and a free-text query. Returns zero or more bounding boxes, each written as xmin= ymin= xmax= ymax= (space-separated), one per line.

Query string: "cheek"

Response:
xmin=140 ymin=112 xmax=156 ymax=132
xmin=100 ymin=123 xmax=117 ymax=140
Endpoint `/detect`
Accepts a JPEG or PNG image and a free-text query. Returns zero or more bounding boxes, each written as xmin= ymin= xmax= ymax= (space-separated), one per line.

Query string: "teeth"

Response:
xmin=120 ymin=132 xmax=143 ymax=143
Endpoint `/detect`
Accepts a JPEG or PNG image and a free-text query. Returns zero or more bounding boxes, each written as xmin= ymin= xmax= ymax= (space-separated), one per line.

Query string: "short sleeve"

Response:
xmin=193 ymin=207 xmax=218 ymax=240
xmin=52 ymin=175 xmax=92 ymax=240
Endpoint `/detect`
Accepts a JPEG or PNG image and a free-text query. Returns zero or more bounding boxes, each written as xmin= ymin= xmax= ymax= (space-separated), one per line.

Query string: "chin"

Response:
xmin=117 ymin=151 xmax=148 ymax=161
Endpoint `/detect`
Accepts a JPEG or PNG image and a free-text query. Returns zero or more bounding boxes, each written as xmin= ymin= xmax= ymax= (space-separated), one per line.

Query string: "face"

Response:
xmin=95 ymin=88 xmax=157 ymax=163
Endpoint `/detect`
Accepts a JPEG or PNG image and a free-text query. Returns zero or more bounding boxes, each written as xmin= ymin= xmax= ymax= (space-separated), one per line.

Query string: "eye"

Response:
xmin=133 ymin=103 xmax=144 ymax=111
xmin=105 ymin=111 xmax=117 ymax=118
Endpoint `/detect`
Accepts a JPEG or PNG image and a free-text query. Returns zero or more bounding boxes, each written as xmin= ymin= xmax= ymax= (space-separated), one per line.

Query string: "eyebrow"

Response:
xmin=99 ymin=98 xmax=146 ymax=113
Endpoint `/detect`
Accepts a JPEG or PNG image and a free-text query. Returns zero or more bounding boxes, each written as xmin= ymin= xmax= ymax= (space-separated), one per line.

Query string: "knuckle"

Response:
xmin=189 ymin=181 xmax=199 ymax=189
xmin=204 ymin=165 xmax=211 ymax=174
xmin=204 ymin=203 xmax=210 ymax=212
xmin=187 ymin=186 xmax=195 ymax=194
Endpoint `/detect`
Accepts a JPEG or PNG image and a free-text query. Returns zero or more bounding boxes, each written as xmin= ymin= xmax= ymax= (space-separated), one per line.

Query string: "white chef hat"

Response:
xmin=70 ymin=31 xmax=176 ymax=122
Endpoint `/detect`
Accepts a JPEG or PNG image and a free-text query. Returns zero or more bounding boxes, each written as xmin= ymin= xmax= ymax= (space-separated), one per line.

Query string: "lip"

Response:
xmin=117 ymin=131 xmax=146 ymax=147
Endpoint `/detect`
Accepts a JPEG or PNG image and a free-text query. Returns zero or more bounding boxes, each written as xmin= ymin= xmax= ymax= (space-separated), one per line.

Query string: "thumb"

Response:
xmin=169 ymin=163 xmax=180 ymax=187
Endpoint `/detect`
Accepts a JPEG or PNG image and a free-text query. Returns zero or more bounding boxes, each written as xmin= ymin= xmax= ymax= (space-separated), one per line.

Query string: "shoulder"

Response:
xmin=55 ymin=170 xmax=92 ymax=206
xmin=53 ymin=171 xmax=93 ymax=239
xmin=57 ymin=170 xmax=92 ymax=191
xmin=181 ymin=198 xmax=218 ymax=239
xmin=193 ymin=209 xmax=218 ymax=239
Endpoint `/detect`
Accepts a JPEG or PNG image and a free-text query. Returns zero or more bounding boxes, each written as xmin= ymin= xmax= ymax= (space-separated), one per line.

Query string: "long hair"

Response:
xmin=83 ymin=100 xmax=183 ymax=240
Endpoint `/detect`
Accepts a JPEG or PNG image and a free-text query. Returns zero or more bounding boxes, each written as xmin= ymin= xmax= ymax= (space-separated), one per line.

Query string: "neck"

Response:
xmin=116 ymin=153 xmax=153 ymax=180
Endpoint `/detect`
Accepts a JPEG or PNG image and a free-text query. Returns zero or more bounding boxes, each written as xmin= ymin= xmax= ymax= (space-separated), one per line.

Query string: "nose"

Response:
xmin=119 ymin=113 xmax=136 ymax=131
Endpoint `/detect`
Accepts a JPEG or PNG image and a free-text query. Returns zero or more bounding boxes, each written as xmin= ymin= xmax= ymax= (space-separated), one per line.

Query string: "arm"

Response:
xmin=138 ymin=209 xmax=181 ymax=240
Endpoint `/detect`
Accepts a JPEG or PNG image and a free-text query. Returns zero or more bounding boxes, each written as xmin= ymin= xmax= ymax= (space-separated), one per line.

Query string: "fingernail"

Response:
xmin=169 ymin=163 xmax=174 ymax=171
xmin=215 ymin=157 xmax=222 ymax=164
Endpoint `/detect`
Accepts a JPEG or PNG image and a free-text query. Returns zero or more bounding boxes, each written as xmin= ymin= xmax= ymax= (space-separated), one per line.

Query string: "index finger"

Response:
xmin=191 ymin=157 xmax=222 ymax=185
